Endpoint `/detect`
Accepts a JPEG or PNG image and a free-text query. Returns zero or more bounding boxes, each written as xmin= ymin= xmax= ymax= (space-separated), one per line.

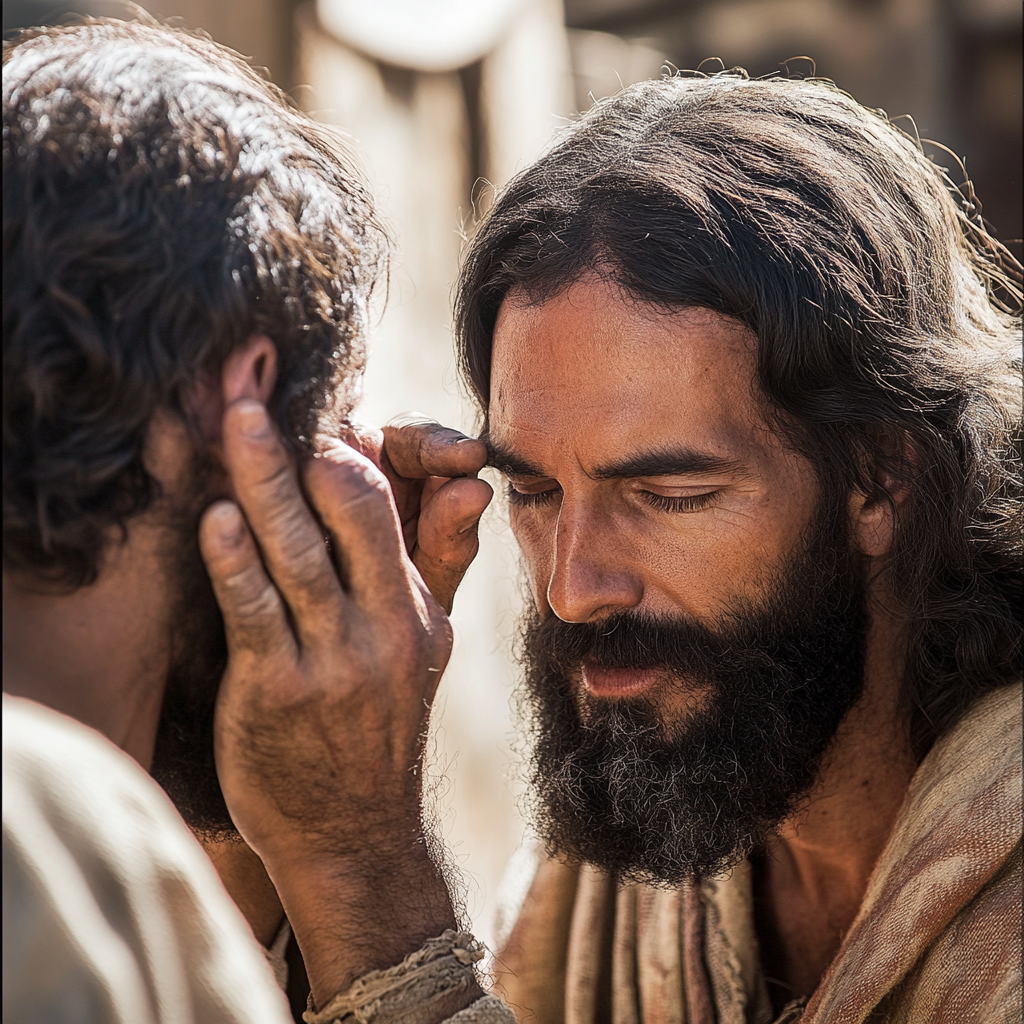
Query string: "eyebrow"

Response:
xmin=591 ymin=447 xmax=741 ymax=479
xmin=485 ymin=437 xmax=741 ymax=480
xmin=485 ymin=437 xmax=547 ymax=478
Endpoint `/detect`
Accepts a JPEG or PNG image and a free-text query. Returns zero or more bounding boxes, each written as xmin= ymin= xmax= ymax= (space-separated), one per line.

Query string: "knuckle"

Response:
xmin=431 ymin=617 xmax=454 ymax=656
xmin=388 ymin=614 xmax=422 ymax=650
xmin=319 ymin=453 xmax=395 ymax=510
xmin=263 ymin=500 xmax=315 ymax=555
xmin=223 ymin=565 xmax=279 ymax=620
xmin=387 ymin=620 xmax=430 ymax=671
xmin=393 ymin=607 xmax=451 ymax=671
xmin=278 ymin=532 xmax=329 ymax=584
xmin=345 ymin=460 xmax=391 ymax=499
xmin=257 ymin=461 xmax=296 ymax=508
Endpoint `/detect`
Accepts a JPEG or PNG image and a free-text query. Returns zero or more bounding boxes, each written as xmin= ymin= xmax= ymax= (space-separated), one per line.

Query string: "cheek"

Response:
xmin=628 ymin=492 xmax=819 ymax=615
xmin=614 ymin=518 xmax=742 ymax=617
xmin=509 ymin=508 xmax=556 ymax=608
xmin=646 ymin=528 xmax=768 ymax=610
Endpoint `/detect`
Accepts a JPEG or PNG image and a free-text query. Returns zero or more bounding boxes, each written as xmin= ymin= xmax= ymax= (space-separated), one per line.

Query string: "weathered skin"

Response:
xmin=487 ymin=277 xmax=918 ymax=1003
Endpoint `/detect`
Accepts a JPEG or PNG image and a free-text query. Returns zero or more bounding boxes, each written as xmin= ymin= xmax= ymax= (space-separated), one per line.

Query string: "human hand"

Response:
xmin=199 ymin=399 xmax=463 ymax=1001
xmin=340 ymin=416 xmax=492 ymax=614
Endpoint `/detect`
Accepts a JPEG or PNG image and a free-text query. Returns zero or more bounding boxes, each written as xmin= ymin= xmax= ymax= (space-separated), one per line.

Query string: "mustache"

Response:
xmin=523 ymin=603 xmax=804 ymax=680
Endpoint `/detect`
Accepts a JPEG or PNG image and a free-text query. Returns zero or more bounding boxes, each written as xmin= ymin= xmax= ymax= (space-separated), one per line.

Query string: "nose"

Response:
xmin=546 ymin=499 xmax=643 ymax=623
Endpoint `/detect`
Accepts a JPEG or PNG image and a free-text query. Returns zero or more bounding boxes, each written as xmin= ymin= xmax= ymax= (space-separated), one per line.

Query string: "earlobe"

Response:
xmin=222 ymin=334 xmax=278 ymax=406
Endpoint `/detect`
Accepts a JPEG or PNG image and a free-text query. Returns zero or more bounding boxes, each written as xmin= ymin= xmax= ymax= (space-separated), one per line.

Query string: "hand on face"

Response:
xmin=199 ymin=399 xmax=458 ymax=864
xmin=339 ymin=416 xmax=492 ymax=614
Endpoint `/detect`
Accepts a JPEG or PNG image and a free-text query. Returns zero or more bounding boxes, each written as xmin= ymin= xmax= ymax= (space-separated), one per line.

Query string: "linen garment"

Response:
xmin=495 ymin=683 xmax=1023 ymax=1024
xmin=3 ymin=695 xmax=513 ymax=1024
xmin=3 ymin=694 xmax=293 ymax=1023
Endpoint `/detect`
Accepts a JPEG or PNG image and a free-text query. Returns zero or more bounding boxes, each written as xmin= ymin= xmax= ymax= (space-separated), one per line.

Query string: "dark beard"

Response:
xmin=148 ymin=458 xmax=237 ymax=839
xmin=518 ymin=504 xmax=868 ymax=886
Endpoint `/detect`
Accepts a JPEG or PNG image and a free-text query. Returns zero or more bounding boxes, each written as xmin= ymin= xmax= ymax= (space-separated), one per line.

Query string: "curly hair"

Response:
xmin=3 ymin=16 xmax=386 ymax=587
xmin=455 ymin=72 xmax=1022 ymax=754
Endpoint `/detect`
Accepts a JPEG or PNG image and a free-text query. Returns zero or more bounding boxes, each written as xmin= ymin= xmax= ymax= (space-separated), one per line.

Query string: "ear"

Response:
xmin=848 ymin=457 xmax=911 ymax=559
xmin=222 ymin=334 xmax=278 ymax=406
xmin=187 ymin=335 xmax=279 ymax=448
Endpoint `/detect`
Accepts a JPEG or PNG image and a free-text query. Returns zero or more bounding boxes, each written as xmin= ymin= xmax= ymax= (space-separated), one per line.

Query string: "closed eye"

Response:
xmin=642 ymin=490 xmax=718 ymax=513
xmin=506 ymin=482 xmax=561 ymax=508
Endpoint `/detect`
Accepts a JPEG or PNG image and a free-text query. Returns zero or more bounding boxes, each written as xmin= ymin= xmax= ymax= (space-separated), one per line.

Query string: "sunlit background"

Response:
xmin=7 ymin=0 xmax=1020 ymax=946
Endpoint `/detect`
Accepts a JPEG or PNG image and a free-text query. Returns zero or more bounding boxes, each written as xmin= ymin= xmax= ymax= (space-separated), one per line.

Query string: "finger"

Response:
xmin=199 ymin=500 xmax=295 ymax=661
xmin=347 ymin=423 xmax=426 ymax=549
xmin=316 ymin=425 xmax=426 ymax=559
xmin=382 ymin=416 xmax=487 ymax=480
xmin=222 ymin=401 xmax=344 ymax=637
xmin=413 ymin=477 xmax=493 ymax=613
xmin=303 ymin=444 xmax=416 ymax=611
xmin=319 ymin=423 xmax=385 ymax=471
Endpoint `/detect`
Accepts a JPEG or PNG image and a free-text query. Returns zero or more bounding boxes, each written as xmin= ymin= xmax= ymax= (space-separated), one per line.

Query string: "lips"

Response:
xmin=581 ymin=658 xmax=663 ymax=698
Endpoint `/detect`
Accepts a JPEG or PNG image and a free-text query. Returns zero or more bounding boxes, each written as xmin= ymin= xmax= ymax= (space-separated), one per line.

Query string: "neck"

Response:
xmin=757 ymin=592 xmax=919 ymax=1004
xmin=2 ymin=522 xmax=175 ymax=768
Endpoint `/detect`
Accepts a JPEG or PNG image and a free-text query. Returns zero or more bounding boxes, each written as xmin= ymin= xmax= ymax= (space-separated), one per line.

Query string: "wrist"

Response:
xmin=304 ymin=929 xmax=488 ymax=1024
xmin=255 ymin=818 xmax=443 ymax=900
xmin=257 ymin=835 xmax=459 ymax=1006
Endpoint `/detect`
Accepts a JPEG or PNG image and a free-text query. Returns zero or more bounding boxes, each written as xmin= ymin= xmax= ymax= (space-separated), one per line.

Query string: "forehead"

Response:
xmin=489 ymin=278 xmax=765 ymax=462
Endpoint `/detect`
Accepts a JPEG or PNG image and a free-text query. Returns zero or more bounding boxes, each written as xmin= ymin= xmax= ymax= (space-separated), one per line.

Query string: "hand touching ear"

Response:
xmin=200 ymin=399 xmax=479 ymax=1013
xmin=211 ymin=338 xmax=492 ymax=615
xmin=186 ymin=333 xmax=280 ymax=453
xmin=221 ymin=334 xmax=278 ymax=406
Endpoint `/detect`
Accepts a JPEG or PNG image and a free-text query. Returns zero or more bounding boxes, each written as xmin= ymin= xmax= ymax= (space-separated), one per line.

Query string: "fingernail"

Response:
xmin=237 ymin=402 xmax=270 ymax=438
xmin=211 ymin=502 xmax=244 ymax=543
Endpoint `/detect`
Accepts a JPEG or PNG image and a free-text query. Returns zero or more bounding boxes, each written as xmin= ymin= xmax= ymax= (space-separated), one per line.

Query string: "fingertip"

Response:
xmin=225 ymin=399 xmax=272 ymax=439
xmin=418 ymin=478 xmax=492 ymax=545
xmin=474 ymin=475 xmax=495 ymax=502
xmin=381 ymin=419 xmax=487 ymax=479
xmin=460 ymin=478 xmax=494 ymax=525
xmin=200 ymin=500 xmax=248 ymax=557
xmin=208 ymin=498 xmax=244 ymax=528
xmin=463 ymin=474 xmax=494 ymax=504
xmin=444 ymin=435 xmax=487 ymax=474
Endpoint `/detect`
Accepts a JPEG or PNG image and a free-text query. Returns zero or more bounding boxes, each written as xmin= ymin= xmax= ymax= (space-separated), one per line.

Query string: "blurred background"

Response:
xmin=6 ymin=0 xmax=1021 ymax=947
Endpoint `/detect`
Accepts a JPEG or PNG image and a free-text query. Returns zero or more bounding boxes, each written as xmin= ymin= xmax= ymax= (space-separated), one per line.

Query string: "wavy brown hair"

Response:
xmin=3 ymin=16 xmax=386 ymax=587
xmin=456 ymin=73 xmax=1022 ymax=754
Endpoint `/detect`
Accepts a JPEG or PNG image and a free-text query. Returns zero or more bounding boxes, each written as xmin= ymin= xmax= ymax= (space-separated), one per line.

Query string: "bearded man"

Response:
xmin=8 ymin=19 xmax=1020 ymax=1024
xmin=451 ymin=74 xmax=1022 ymax=1022
xmin=3 ymin=18 xmax=507 ymax=1024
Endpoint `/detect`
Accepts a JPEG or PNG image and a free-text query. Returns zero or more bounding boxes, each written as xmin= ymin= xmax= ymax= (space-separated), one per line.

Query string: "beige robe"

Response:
xmin=2 ymin=694 xmax=293 ymax=1024
xmin=2 ymin=694 xmax=515 ymax=1024
xmin=494 ymin=683 xmax=1023 ymax=1024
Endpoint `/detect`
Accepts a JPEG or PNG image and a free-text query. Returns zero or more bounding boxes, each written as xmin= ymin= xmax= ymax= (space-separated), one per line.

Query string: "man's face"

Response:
xmin=489 ymin=276 xmax=868 ymax=882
